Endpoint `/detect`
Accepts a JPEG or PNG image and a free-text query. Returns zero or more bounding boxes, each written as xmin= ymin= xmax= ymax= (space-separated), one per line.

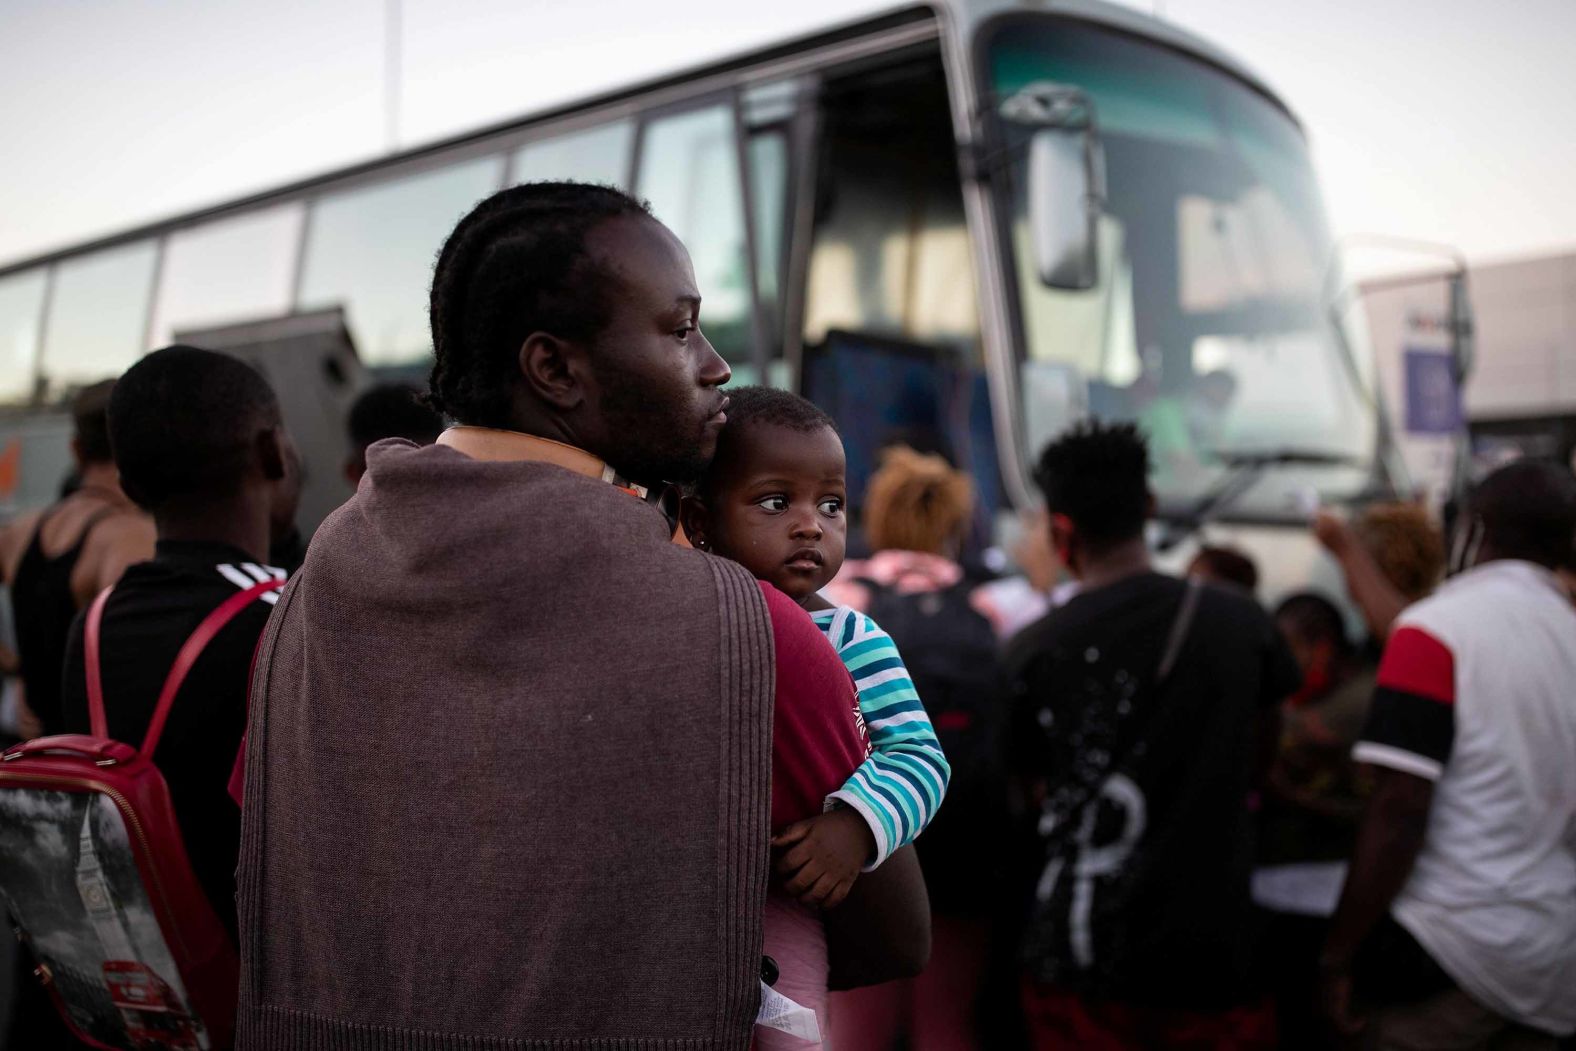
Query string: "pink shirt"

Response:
xmin=758 ymin=581 xmax=868 ymax=829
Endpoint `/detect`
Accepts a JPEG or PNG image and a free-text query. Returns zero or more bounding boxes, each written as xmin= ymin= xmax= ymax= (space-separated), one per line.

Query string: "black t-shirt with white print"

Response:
xmin=59 ymin=541 xmax=283 ymax=942
xmin=1006 ymin=571 xmax=1300 ymax=1008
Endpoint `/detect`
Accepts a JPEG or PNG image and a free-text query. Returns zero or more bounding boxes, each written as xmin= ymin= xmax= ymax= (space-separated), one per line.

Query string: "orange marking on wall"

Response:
xmin=0 ymin=439 xmax=19 ymax=502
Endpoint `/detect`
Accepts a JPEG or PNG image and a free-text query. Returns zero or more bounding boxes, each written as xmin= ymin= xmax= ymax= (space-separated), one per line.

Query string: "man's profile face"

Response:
xmin=579 ymin=215 xmax=731 ymax=485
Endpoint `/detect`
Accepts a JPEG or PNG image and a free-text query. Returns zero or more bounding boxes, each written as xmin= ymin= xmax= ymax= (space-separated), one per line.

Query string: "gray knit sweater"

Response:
xmin=236 ymin=440 xmax=773 ymax=1049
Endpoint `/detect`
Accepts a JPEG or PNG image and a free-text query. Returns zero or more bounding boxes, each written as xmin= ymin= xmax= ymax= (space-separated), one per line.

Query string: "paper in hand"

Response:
xmin=755 ymin=980 xmax=822 ymax=1042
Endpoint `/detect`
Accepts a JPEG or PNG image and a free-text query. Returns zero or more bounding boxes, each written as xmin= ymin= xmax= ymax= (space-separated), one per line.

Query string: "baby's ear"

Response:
xmin=679 ymin=495 xmax=710 ymax=550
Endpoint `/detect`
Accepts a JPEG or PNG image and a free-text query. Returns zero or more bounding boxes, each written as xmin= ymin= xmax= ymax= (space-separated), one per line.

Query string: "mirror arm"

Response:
xmin=1322 ymin=235 xmax=1474 ymax=504
xmin=958 ymin=137 xmax=1031 ymax=183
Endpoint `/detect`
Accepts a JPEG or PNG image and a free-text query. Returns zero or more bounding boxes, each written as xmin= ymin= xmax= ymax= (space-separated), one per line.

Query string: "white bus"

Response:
xmin=0 ymin=0 xmax=1429 ymax=597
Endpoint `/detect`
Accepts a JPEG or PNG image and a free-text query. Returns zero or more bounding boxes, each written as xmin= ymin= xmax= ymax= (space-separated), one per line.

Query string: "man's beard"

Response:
xmin=594 ymin=363 xmax=712 ymax=486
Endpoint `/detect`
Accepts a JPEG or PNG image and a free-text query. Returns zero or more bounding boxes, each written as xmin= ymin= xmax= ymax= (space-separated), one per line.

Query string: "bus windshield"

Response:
xmin=987 ymin=19 xmax=1377 ymax=517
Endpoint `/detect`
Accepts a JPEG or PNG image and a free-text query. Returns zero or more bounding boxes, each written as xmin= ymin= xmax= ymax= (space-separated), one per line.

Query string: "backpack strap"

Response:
xmin=1155 ymin=577 xmax=1204 ymax=686
xmin=1035 ymin=576 xmax=1208 ymax=854
xmin=83 ymin=586 xmax=116 ymax=739
xmin=140 ymin=577 xmax=285 ymax=758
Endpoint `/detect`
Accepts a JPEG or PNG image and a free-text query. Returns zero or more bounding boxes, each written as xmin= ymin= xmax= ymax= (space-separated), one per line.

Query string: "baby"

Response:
xmin=683 ymin=386 xmax=950 ymax=1045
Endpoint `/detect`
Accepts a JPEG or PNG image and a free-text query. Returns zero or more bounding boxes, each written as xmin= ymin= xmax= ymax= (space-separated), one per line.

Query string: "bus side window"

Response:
xmin=746 ymin=129 xmax=789 ymax=387
xmin=0 ymin=268 xmax=48 ymax=405
xmin=149 ymin=205 xmax=304 ymax=348
xmin=512 ymin=120 xmax=632 ymax=188
xmin=636 ymin=103 xmax=756 ymax=378
xmin=297 ymin=157 xmax=505 ymax=368
xmin=39 ymin=241 xmax=158 ymax=402
xmin=742 ymin=80 xmax=801 ymax=389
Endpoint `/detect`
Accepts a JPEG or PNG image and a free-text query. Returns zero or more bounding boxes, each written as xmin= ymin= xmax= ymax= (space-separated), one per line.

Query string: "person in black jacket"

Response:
xmin=58 ymin=346 xmax=300 ymax=938
xmin=1008 ymin=421 xmax=1297 ymax=1048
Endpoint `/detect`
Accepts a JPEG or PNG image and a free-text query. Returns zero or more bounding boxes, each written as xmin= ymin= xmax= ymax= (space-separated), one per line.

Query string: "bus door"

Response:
xmin=791 ymin=50 xmax=1001 ymax=551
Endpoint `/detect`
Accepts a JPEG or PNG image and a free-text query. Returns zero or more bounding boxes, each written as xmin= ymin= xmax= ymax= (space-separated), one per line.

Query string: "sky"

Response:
xmin=1 ymin=0 xmax=1573 ymax=276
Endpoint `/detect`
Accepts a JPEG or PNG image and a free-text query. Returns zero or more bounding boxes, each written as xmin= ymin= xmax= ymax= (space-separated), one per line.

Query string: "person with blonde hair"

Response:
xmin=863 ymin=445 xmax=975 ymax=557
xmin=1314 ymin=501 xmax=1445 ymax=641
xmin=0 ymin=380 xmax=155 ymax=739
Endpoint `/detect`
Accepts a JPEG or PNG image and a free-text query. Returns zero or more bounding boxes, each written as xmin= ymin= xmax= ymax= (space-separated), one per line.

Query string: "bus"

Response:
xmin=0 ymin=0 xmax=1429 ymax=599
xmin=101 ymin=960 xmax=206 ymax=1051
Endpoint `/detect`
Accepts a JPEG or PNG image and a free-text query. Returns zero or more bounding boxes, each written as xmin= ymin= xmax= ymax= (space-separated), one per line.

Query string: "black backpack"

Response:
xmin=859 ymin=579 xmax=1006 ymax=911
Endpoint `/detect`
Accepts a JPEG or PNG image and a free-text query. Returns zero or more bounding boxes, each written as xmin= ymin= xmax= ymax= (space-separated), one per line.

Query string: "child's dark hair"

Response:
xmin=695 ymin=386 xmax=837 ymax=499
xmin=426 ymin=181 xmax=651 ymax=427
xmin=1275 ymin=591 xmax=1353 ymax=656
xmin=1192 ymin=544 xmax=1259 ymax=593
xmin=722 ymin=385 xmax=838 ymax=436
xmin=1033 ymin=420 xmax=1150 ymax=551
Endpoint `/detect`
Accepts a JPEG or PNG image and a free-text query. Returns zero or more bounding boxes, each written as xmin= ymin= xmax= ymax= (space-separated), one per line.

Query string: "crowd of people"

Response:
xmin=0 ymin=180 xmax=1573 ymax=1051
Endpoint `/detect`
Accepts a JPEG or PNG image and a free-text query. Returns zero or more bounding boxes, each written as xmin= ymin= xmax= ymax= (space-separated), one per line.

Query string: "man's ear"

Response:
xmin=1312 ymin=638 xmax=1337 ymax=670
xmin=1048 ymin=512 xmax=1077 ymax=566
xmin=69 ymin=436 xmax=85 ymax=470
xmin=679 ymin=494 xmax=711 ymax=551
xmin=118 ymin=476 xmax=150 ymax=510
xmin=256 ymin=426 xmax=287 ymax=483
xmin=519 ymin=331 xmax=585 ymax=411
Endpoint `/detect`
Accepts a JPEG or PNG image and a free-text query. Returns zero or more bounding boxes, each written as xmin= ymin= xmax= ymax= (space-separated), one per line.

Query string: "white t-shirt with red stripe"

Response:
xmin=1354 ymin=559 xmax=1576 ymax=1035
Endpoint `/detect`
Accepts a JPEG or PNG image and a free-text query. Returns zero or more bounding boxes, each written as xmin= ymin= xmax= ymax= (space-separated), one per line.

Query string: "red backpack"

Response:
xmin=0 ymin=576 xmax=283 ymax=1050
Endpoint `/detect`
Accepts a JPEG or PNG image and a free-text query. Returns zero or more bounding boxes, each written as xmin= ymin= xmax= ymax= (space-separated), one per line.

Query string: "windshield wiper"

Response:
xmin=1155 ymin=448 xmax=1365 ymax=551
xmin=1212 ymin=448 xmax=1365 ymax=469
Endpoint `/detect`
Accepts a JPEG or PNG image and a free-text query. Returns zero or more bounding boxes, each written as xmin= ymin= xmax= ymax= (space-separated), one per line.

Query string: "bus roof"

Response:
xmin=949 ymin=0 xmax=1288 ymax=111
xmin=0 ymin=0 xmax=1293 ymax=278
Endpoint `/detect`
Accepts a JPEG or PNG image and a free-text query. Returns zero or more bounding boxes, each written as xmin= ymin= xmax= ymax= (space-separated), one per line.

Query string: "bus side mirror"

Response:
xmin=1000 ymin=82 xmax=1103 ymax=291
xmin=1028 ymin=126 xmax=1100 ymax=290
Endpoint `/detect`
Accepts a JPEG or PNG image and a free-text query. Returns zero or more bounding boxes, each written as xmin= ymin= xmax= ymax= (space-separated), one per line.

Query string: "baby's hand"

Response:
xmin=772 ymin=806 xmax=875 ymax=910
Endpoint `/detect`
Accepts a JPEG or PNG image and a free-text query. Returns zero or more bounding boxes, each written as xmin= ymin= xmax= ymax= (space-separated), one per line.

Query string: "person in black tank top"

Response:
xmin=12 ymin=499 xmax=123 ymax=735
xmin=0 ymin=382 xmax=152 ymax=1051
xmin=0 ymin=381 xmax=152 ymax=739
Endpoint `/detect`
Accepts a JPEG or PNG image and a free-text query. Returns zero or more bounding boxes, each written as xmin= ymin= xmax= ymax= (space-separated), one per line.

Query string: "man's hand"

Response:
xmin=1318 ymin=959 xmax=1366 ymax=1041
xmin=1319 ymin=767 xmax=1435 ymax=1046
xmin=15 ymin=692 xmax=42 ymax=741
xmin=772 ymin=807 xmax=876 ymax=910
xmin=1313 ymin=510 xmax=1354 ymax=557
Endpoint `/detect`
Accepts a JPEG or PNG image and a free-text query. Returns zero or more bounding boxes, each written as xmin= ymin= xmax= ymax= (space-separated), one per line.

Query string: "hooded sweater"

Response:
xmin=235 ymin=439 xmax=773 ymax=1049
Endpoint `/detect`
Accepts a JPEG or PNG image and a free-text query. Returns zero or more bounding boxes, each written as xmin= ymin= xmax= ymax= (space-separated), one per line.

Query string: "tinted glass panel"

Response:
xmin=40 ymin=242 xmax=158 ymax=398
xmin=638 ymin=105 xmax=752 ymax=365
xmin=0 ymin=269 xmax=47 ymax=404
xmin=512 ymin=121 xmax=631 ymax=187
xmin=803 ymin=68 xmax=978 ymax=355
xmin=748 ymin=131 xmax=788 ymax=330
xmin=298 ymin=158 xmax=503 ymax=366
xmin=991 ymin=20 xmax=1371 ymax=512
xmin=149 ymin=205 xmax=304 ymax=346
